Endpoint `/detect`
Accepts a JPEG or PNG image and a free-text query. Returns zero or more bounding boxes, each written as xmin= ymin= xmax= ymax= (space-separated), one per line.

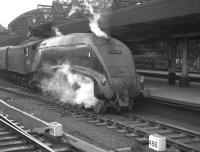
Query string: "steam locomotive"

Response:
xmin=0 ymin=33 xmax=142 ymax=113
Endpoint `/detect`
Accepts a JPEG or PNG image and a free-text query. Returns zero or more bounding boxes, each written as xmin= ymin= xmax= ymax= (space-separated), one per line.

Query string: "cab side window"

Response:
xmin=68 ymin=46 xmax=104 ymax=73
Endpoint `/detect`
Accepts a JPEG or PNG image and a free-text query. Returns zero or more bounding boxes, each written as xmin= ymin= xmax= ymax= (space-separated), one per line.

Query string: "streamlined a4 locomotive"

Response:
xmin=0 ymin=33 xmax=142 ymax=113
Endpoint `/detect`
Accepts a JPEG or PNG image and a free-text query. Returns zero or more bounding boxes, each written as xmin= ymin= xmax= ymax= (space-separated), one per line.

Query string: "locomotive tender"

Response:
xmin=0 ymin=33 xmax=142 ymax=113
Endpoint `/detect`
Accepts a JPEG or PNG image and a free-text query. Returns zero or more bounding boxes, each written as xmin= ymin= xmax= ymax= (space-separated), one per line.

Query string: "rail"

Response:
xmin=0 ymin=114 xmax=55 ymax=152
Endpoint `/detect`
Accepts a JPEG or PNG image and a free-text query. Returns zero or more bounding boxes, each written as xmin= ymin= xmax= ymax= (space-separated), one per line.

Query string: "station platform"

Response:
xmin=142 ymin=77 xmax=200 ymax=109
xmin=137 ymin=69 xmax=200 ymax=82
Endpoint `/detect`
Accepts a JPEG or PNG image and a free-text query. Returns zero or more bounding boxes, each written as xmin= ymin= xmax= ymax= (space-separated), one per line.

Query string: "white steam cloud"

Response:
xmin=40 ymin=63 xmax=98 ymax=108
xmin=53 ymin=27 xmax=63 ymax=36
xmin=85 ymin=0 xmax=108 ymax=38
xmin=68 ymin=0 xmax=113 ymax=38
xmin=68 ymin=5 xmax=82 ymax=17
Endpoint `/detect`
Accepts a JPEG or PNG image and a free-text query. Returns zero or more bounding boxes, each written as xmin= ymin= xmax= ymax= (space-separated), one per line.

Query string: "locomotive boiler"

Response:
xmin=0 ymin=33 xmax=142 ymax=113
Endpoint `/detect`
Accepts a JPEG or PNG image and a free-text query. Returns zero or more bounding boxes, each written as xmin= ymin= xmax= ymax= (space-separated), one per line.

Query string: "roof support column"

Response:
xmin=196 ymin=40 xmax=200 ymax=71
xmin=167 ymin=39 xmax=178 ymax=85
xmin=197 ymin=56 xmax=200 ymax=71
xmin=179 ymin=39 xmax=190 ymax=87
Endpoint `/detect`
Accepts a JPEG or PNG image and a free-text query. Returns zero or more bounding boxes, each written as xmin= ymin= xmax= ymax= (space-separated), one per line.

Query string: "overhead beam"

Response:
xmin=111 ymin=0 xmax=200 ymax=27
xmin=57 ymin=0 xmax=200 ymax=36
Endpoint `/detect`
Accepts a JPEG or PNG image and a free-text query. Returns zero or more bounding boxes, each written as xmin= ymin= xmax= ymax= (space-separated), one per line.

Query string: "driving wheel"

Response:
xmin=93 ymin=100 xmax=105 ymax=114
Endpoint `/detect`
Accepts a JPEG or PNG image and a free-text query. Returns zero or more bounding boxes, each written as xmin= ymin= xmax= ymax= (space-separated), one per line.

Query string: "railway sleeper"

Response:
xmin=95 ymin=122 xmax=108 ymax=126
xmin=157 ymin=129 xmax=173 ymax=134
xmin=116 ymin=128 xmax=128 ymax=133
xmin=132 ymin=122 xmax=150 ymax=127
xmin=143 ymin=126 xmax=161 ymax=130
xmin=107 ymin=125 xmax=117 ymax=129
xmin=125 ymin=132 xmax=139 ymax=137
xmin=0 ymin=131 xmax=11 ymax=136
xmin=0 ymin=140 xmax=25 ymax=147
xmin=0 ymin=144 xmax=35 ymax=152
xmin=0 ymin=135 xmax=19 ymax=141
xmin=166 ymin=134 xmax=187 ymax=139
xmin=183 ymin=138 xmax=200 ymax=144
xmin=135 ymin=137 xmax=148 ymax=144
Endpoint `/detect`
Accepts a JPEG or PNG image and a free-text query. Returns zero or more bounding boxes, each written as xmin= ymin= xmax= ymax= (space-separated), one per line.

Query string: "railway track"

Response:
xmin=0 ymin=82 xmax=200 ymax=152
xmin=48 ymin=104 xmax=200 ymax=152
xmin=0 ymin=113 xmax=75 ymax=152
xmin=121 ymin=113 xmax=200 ymax=151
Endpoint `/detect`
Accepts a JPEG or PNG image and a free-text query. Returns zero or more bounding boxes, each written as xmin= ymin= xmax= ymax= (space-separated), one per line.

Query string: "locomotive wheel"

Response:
xmin=92 ymin=100 xmax=105 ymax=114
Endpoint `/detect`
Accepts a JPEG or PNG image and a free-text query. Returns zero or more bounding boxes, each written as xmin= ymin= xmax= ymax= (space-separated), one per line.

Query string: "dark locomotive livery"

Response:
xmin=0 ymin=33 xmax=142 ymax=113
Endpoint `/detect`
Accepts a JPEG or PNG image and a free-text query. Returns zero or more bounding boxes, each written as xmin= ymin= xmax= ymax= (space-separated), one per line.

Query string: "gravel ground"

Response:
xmin=1 ymin=78 xmax=200 ymax=151
xmin=0 ymin=88 xmax=136 ymax=150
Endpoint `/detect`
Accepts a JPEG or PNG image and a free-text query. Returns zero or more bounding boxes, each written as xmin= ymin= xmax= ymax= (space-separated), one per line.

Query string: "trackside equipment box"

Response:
xmin=49 ymin=122 xmax=63 ymax=137
xmin=149 ymin=134 xmax=166 ymax=151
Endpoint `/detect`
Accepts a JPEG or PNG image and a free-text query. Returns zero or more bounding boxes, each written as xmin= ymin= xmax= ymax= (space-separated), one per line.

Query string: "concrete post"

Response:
xmin=179 ymin=39 xmax=190 ymax=87
xmin=167 ymin=40 xmax=177 ymax=85
xmin=197 ymin=56 xmax=200 ymax=71
xmin=197 ymin=40 xmax=200 ymax=71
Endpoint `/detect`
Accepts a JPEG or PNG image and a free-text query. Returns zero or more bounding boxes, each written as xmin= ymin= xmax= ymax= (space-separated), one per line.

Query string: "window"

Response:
xmin=67 ymin=46 xmax=104 ymax=73
xmin=24 ymin=47 xmax=29 ymax=57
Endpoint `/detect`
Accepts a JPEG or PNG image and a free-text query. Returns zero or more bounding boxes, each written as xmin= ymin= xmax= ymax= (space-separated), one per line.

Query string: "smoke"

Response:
xmin=40 ymin=63 xmax=98 ymax=108
xmin=68 ymin=5 xmax=82 ymax=17
xmin=68 ymin=0 xmax=113 ymax=38
xmin=53 ymin=27 xmax=63 ymax=36
xmin=84 ymin=0 xmax=108 ymax=38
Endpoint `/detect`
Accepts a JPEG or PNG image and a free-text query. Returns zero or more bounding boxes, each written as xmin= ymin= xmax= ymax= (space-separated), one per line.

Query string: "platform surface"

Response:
xmin=137 ymin=69 xmax=200 ymax=78
xmin=143 ymin=77 xmax=200 ymax=109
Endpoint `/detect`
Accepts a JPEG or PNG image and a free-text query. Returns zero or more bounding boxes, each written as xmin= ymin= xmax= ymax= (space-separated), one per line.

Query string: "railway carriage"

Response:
xmin=0 ymin=46 xmax=7 ymax=70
